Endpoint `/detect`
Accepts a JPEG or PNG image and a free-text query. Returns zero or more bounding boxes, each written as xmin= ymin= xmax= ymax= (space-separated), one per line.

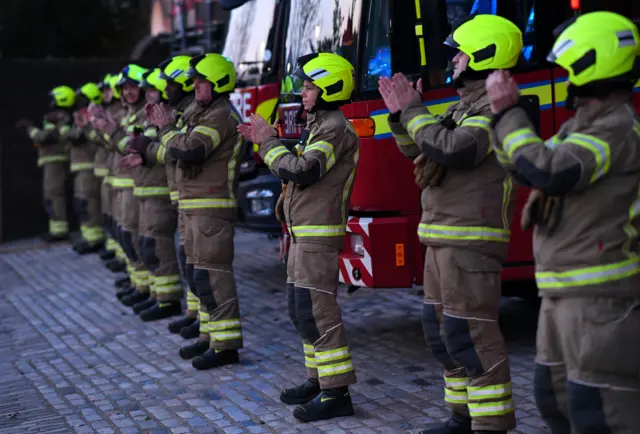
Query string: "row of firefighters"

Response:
xmin=15 ymin=10 xmax=640 ymax=434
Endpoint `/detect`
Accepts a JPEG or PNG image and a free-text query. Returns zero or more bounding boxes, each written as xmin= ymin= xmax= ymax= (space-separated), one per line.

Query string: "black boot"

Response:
xmin=116 ymin=287 xmax=135 ymax=300
xmin=99 ymin=249 xmax=116 ymax=261
xmin=41 ymin=233 xmax=68 ymax=243
xmin=280 ymin=378 xmax=321 ymax=405
xmin=74 ymin=240 xmax=104 ymax=255
xmin=133 ymin=299 xmax=157 ymax=315
xmin=106 ymin=260 xmax=126 ymax=273
xmin=122 ymin=290 xmax=149 ymax=307
xmin=418 ymin=412 xmax=473 ymax=434
xmin=179 ymin=340 xmax=210 ymax=360
xmin=114 ymin=276 xmax=131 ymax=288
xmin=293 ymin=387 xmax=354 ymax=422
xmin=192 ymin=349 xmax=239 ymax=370
xmin=139 ymin=301 xmax=181 ymax=322
xmin=168 ymin=316 xmax=197 ymax=334
xmin=180 ymin=321 xmax=200 ymax=340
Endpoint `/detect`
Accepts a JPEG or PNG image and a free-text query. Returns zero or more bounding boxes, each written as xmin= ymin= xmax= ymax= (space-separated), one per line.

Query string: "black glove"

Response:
xmin=129 ymin=135 xmax=152 ymax=154
xmin=178 ymin=159 xmax=203 ymax=180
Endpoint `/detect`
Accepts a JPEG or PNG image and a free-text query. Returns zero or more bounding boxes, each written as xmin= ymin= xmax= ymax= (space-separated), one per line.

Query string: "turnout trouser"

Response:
xmin=138 ymin=197 xmax=181 ymax=302
xmin=286 ymin=242 xmax=356 ymax=390
xmin=120 ymin=188 xmax=149 ymax=292
xmin=100 ymin=176 xmax=118 ymax=253
xmin=535 ymin=296 xmax=640 ymax=434
xmin=42 ymin=162 xmax=69 ymax=236
xmin=422 ymin=246 xmax=515 ymax=432
xmin=73 ymin=170 xmax=104 ymax=245
xmin=177 ymin=211 xmax=198 ymax=318
xmin=183 ymin=213 xmax=242 ymax=350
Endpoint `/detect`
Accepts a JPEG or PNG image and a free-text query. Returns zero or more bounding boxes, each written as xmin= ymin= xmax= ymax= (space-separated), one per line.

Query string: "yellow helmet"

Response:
xmin=116 ymin=64 xmax=148 ymax=87
xmin=141 ymin=68 xmax=168 ymax=100
xmin=186 ymin=53 xmax=236 ymax=94
xmin=444 ymin=14 xmax=523 ymax=71
xmin=50 ymin=86 xmax=76 ymax=108
xmin=109 ymin=73 xmax=122 ymax=100
xmin=98 ymin=73 xmax=112 ymax=91
xmin=159 ymin=55 xmax=194 ymax=92
xmin=548 ymin=11 xmax=640 ymax=87
xmin=77 ymin=82 xmax=104 ymax=105
xmin=292 ymin=53 xmax=354 ymax=103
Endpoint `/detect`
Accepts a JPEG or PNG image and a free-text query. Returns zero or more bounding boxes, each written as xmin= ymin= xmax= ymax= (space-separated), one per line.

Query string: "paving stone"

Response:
xmin=0 ymin=231 xmax=543 ymax=433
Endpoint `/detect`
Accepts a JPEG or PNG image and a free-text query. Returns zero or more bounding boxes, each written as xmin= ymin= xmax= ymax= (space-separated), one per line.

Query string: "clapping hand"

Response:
xmin=486 ymin=70 xmax=520 ymax=114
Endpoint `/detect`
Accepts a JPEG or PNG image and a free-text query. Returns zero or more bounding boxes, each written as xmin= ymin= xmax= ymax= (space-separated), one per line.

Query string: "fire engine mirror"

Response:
xmin=518 ymin=95 xmax=541 ymax=136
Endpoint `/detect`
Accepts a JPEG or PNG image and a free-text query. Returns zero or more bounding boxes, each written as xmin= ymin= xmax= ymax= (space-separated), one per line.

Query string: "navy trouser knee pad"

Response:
xmin=422 ymin=304 xmax=458 ymax=371
xmin=443 ymin=314 xmax=484 ymax=377
xmin=293 ymin=286 xmax=321 ymax=343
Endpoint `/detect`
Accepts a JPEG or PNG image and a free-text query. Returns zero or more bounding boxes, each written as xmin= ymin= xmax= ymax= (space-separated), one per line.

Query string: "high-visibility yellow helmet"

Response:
xmin=109 ymin=73 xmax=122 ymax=99
xmin=50 ymin=86 xmax=76 ymax=108
xmin=141 ymin=68 xmax=168 ymax=100
xmin=186 ymin=53 xmax=236 ymax=94
xmin=293 ymin=53 xmax=354 ymax=103
xmin=444 ymin=14 xmax=523 ymax=71
xmin=77 ymin=82 xmax=104 ymax=105
xmin=547 ymin=11 xmax=640 ymax=87
xmin=159 ymin=55 xmax=194 ymax=92
xmin=116 ymin=64 xmax=148 ymax=87
xmin=98 ymin=73 xmax=112 ymax=91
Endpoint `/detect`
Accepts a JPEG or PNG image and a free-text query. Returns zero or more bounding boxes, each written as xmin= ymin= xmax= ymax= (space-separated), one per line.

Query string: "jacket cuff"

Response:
xmin=493 ymin=105 xmax=534 ymax=147
xmin=258 ymin=136 xmax=281 ymax=159
xmin=399 ymin=100 xmax=430 ymax=131
xmin=158 ymin=124 xmax=177 ymax=140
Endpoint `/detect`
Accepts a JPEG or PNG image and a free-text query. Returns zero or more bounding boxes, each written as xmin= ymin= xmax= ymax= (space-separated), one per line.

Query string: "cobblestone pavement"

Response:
xmin=0 ymin=230 xmax=547 ymax=434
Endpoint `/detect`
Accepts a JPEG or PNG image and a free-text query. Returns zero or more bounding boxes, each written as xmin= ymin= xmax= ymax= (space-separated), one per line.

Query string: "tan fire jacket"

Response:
xmin=94 ymin=103 xmax=126 ymax=180
xmin=63 ymin=123 xmax=97 ymax=173
xmin=131 ymin=119 xmax=171 ymax=199
xmin=105 ymin=102 xmax=146 ymax=190
xmin=388 ymin=80 xmax=518 ymax=262
xmin=259 ymin=109 xmax=360 ymax=250
xmin=28 ymin=110 xmax=72 ymax=167
xmin=158 ymin=95 xmax=244 ymax=222
xmin=493 ymin=93 xmax=640 ymax=298
xmin=144 ymin=94 xmax=196 ymax=203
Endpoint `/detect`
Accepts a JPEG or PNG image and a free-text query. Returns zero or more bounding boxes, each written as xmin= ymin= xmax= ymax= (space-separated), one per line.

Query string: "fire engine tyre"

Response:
xmin=501 ymin=279 xmax=539 ymax=302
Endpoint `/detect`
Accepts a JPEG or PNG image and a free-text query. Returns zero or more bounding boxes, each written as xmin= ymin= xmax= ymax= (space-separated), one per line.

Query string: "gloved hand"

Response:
xmin=129 ymin=135 xmax=152 ymax=154
xmin=275 ymin=182 xmax=287 ymax=223
xmin=178 ymin=159 xmax=203 ymax=180
xmin=521 ymin=189 xmax=563 ymax=235
xmin=413 ymin=154 xmax=447 ymax=189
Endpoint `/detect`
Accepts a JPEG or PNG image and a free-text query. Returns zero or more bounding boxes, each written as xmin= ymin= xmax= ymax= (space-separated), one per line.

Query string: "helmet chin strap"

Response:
xmin=452 ymin=67 xmax=492 ymax=89
xmin=307 ymin=89 xmax=345 ymax=113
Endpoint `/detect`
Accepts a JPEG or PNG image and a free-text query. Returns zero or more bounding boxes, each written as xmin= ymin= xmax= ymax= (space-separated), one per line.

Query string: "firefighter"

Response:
xmin=487 ymin=11 xmax=640 ymax=433
xmin=92 ymin=64 xmax=152 ymax=309
xmin=239 ymin=52 xmax=359 ymax=422
xmin=16 ymin=86 xmax=74 ymax=242
xmin=65 ymin=82 xmax=106 ymax=255
xmin=379 ymin=14 xmax=522 ymax=434
xmin=117 ymin=67 xmax=184 ymax=321
xmin=149 ymin=53 xmax=245 ymax=369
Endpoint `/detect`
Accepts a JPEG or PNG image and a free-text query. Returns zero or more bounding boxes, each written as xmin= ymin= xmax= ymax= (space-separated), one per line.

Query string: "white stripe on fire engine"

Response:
xmin=347 ymin=216 xmax=373 ymax=236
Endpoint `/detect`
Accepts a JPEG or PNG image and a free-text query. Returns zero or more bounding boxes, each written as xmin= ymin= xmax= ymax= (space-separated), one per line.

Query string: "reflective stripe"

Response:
xmin=494 ymin=146 xmax=511 ymax=166
xmin=315 ymin=346 xmax=350 ymax=363
xmin=44 ymin=122 xmax=56 ymax=131
xmin=133 ymin=186 xmax=170 ymax=197
xmin=37 ymin=155 xmax=68 ymax=166
xmin=304 ymin=141 xmax=336 ymax=171
xmin=227 ymin=136 xmax=243 ymax=202
xmin=467 ymin=382 xmax=512 ymax=400
xmin=161 ymin=130 xmax=183 ymax=148
xmin=468 ymin=399 xmax=514 ymax=417
xmin=170 ymin=191 xmax=179 ymax=202
xmin=445 ymin=388 xmax=468 ymax=404
xmin=110 ymin=177 xmax=135 ymax=188
xmin=503 ymin=128 xmax=539 ymax=158
xmin=623 ymin=183 xmax=640 ymax=255
xmin=212 ymin=330 xmax=243 ymax=341
xmin=501 ymin=177 xmax=513 ymax=230
xmin=264 ymin=145 xmax=290 ymax=167
xmin=94 ymin=167 xmax=109 ymax=177
xmin=144 ymin=128 xmax=158 ymax=139
xmin=565 ymin=133 xmax=611 ymax=183
xmin=341 ymin=149 xmax=359 ymax=225
xmin=317 ymin=360 xmax=354 ymax=378
xmin=199 ymin=311 xmax=210 ymax=334
xmin=103 ymin=132 xmax=111 ymax=142
xmin=156 ymin=144 xmax=167 ymax=165
xmin=407 ymin=114 xmax=438 ymax=140
xmin=179 ymin=198 xmax=236 ymax=209
xmin=29 ymin=128 xmax=41 ymax=139
xmin=103 ymin=176 xmax=113 ymax=185
xmin=209 ymin=319 xmax=241 ymax=331
xmin=291 ymin=225 xmax=345 ymax=237
xmin=444 ymin=377 xmax=469 ymax=390
xmin=59 ymin=125 xmax=71 ymax=136
xmin=187 ymin=291 xmax=199 ymax=311
xmin=460 ymin=115 xmax=491 ymax=131
xmin=545 ymin=134 xmax=562 ymax=150
xmin=49 ymin=220 xmax=69 ymax=235
xmin=192 ymin=126 xmax=221 ymax=149
xmin=392 ymin=132 xmax=414 ymax=146
xmin=536 ymin=257 xmax=640 ymax=289
xmin=418 ymin=223 xmax=510 ymax=242
xmin=305 ymin=356 xmax=317 ymax=369
xmin=304 ymin=343 xmax=315 ymax=355
xmin=117 ymin=136 xmax=131 ymax=152
xmin=80 ymin=225 xmax=104 ymax=243
xmin=70 ymin=162 xmax=94 ymax=172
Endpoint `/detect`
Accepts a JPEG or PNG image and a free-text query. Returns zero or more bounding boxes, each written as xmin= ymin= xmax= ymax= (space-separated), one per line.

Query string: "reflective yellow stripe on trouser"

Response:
xmin=154 ymin=275 xmax=183 ymax=301
xmin=131 ymin=270 xmax=151 ymax=293
xmin=444 ymin=376 xmax=469 ymax=408
xmin=467 ymin=382 xmax=514 ymax=418
xmin=187 ymin=291 xmax=199 ymax=317
xmin=303 ymin=343 xmax=317 ymax=378
xmin=106 ymin=238 xmax=119 ymax=252
xmin=418 ymin=224 xmax=510 ymax=243
xmin=80 ymin=225 xmax=105 ymax=245
xmin=315 ymin=346 xmax=355 ymax=387
xmin=49 ymin=220 xmax=69 ymax=236
xmin=209 ymin=318 xmax=242 ymax=344
xmin=199 ymin=310 xmax=210 ymax=339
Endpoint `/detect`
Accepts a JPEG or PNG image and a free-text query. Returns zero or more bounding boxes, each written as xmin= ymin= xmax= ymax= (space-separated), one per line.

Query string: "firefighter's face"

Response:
xmin=194 ymin=77 xmax=213 ymax=104
xmin=103 ymin=88 xmax=113 ymax=104
xmin=301 ymin=80 xmax=320 ymax=111
xmin=123 ymin=83 xmax=140 ymax=104
xmin=452 ymin=51 xmax=470 ymax=79
xmin=145 ymin=89 xmax=161 ymax=105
